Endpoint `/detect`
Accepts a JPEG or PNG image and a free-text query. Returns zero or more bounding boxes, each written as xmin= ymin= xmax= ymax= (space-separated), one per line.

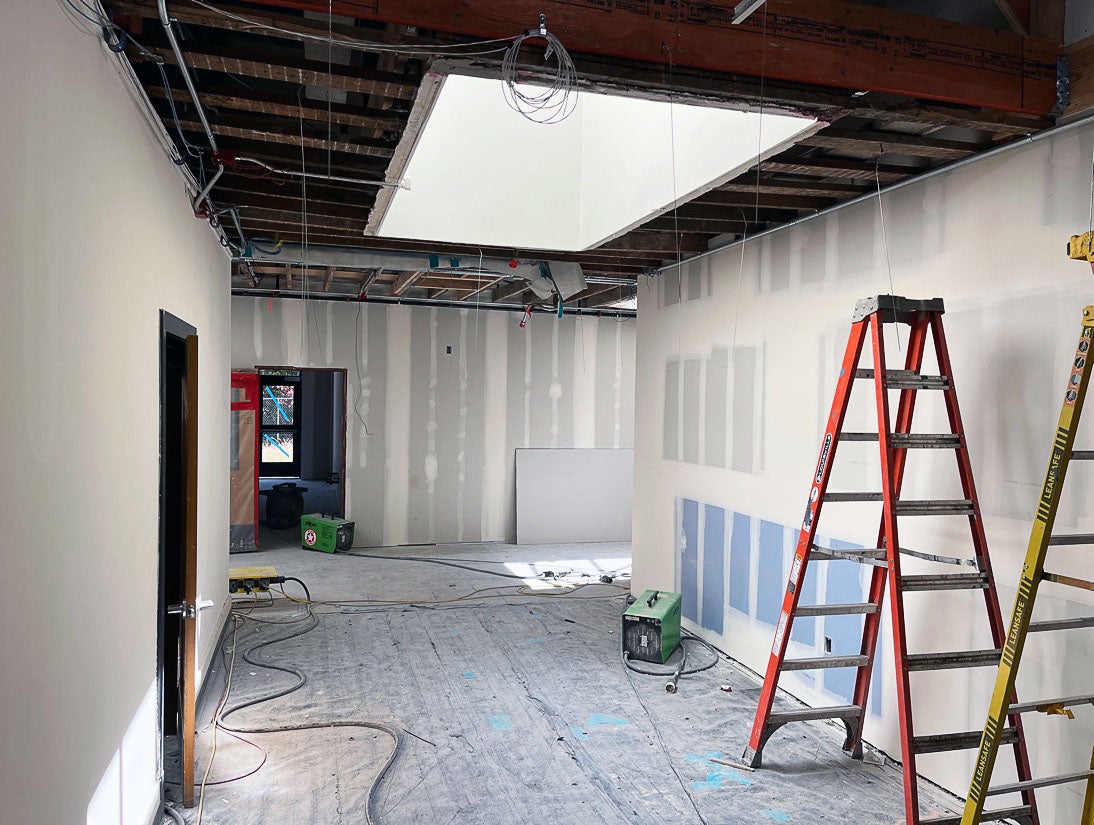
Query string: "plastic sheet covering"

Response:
xmin=230 ymin=372 xmax=259 ymax=553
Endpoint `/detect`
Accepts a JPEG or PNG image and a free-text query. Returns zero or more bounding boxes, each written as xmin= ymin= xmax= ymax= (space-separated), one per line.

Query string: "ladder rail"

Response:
xmin=845 ymin=315 xmax=931 ymax=761
xmin=872 ymin=314 xmax=925 ymax=823
xmin=959 ymin=308 xmax=1094 ymax=825
xmin=742 ymin=317 xmax=870 ymax=766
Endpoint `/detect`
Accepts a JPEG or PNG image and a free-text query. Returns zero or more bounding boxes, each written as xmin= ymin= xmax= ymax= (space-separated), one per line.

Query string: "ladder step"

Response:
xmin=855 ymin=368 xmax=951 ymax=390
xmin=1070 ymin=450 xmax=1094 ymax=460
xmin=810 ymin=545 xmax=888 ymax=567
xmin=1042 ymin=571 xmax=1094 ymax=591
xmin=900 ymin=573 xmax=988 ymax=591
xmin=895 ymin=499 xmax=976 ymax=515
xmin=913 ymin=727 xmax=1018 ymax=754
xmin=899 ymin=547 xmax=978 ymax=566
xmin=1047 ymin=533 xmax=1094 ymax=545
xmin=841 ymin=433 xmax=962 ymax=448
xmin=987 ymin=767 xmax=1094 ymax=796
xmin=1008 ymin=694 xmax=1094 ymax=714
xmin=1029 ymin=616 xmax=1094 ymax=632
xmin=783 ymin=655 xmax=871 ymax=671
xmin=768 ymin=705 xmax=863 ymax=725
xmin=823 ymin=492 xmax=884 ymax=503
xmin=905 ymin=649 xmax=1000 ymax=671
xmin=919 ymin=806 xmax=1034 ymax=825
xmin=795 ymin=602 xmax=880 ymax=617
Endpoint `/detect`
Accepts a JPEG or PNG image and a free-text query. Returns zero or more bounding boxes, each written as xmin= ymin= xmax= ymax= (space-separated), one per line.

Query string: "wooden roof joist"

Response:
xmin=245 ymin=0 xmax=1061 ymax=114
xmin=146 ymin=85 xmax=406 ymax=132
xmin=113 ymin=0 xmax=405 ymax=48
xmin=139 ymin=43 xmax=417 ymax=99
xmin=163 ymin=115 xmax=395 ymax=157
xmin=757 ymin=157 xmax=915 ymax=182
xmin=693 ymin=190 xmax=836 ymax=211
xmin=799 ymin=128 xmax=986 ymax=160
xmin=717 ymin=179 xmax=867 ymax=198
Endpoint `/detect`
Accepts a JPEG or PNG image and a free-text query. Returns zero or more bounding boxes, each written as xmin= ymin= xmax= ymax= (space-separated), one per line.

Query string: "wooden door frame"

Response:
xmin=159 ymin=311 xmax=199 ymax=808
xmin=255 ymin=365 xmax=348 ymax=516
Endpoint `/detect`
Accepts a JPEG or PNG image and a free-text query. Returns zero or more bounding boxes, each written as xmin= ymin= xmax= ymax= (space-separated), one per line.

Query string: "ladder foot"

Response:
xmin=741 ymin=746 xmax=762 ymax=769
xmin=841 ymin=718 xmax=864 ymax=760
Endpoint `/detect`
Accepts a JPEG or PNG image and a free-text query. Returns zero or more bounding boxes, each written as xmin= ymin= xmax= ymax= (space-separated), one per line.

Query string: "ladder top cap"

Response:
xmin=852 ymin=295 xmax=945 ymax=324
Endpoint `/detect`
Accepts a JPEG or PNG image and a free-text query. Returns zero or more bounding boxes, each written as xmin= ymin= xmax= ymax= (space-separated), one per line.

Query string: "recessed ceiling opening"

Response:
xmin=378 ymin=75 xmax=818 ymax=252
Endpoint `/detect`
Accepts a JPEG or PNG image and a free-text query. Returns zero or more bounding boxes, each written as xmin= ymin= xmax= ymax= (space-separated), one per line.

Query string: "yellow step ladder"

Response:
xmin=960 ymin=302 xmax=1094 ymax=825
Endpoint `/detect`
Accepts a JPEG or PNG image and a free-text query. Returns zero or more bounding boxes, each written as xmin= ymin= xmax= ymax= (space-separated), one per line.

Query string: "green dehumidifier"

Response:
xmin=622 ymin=589 xmax=682 ymax=663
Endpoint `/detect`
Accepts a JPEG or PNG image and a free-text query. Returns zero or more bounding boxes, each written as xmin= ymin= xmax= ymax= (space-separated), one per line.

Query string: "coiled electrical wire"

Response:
xmin=500 ymin=23 xmax=578 ymax=124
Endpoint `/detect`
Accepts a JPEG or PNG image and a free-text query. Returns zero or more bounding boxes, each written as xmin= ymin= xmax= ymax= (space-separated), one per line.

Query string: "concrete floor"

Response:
xmin=170 ymin=532 xmax=963 ymax=824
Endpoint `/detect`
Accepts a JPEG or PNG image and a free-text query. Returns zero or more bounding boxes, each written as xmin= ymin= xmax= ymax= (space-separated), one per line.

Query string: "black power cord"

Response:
xmin=622 ymin=631 xmax=721 ymax=694
xmin=211 ymin=577 xmax=403 ymax=825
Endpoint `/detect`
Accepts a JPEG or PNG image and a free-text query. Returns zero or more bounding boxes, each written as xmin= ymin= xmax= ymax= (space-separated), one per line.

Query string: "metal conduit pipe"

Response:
xmin=652 ymin=108 xmax=1094 ymax=278
xmin=230 ymin=288 xmax=636 ymax=317
xmin=234 ymin=156 xmax=407 ymax=189
xmin=158 ymin=0 xmax=226 ymax=212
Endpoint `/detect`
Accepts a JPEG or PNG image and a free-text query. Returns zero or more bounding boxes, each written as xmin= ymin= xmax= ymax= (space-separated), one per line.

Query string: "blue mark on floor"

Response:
xmin=463 ymin=671 xmax=475 ymax=679
xmin=527 ymin=637 xmax=544 ymax=644
xmin=685 ymin=751 xmax=754 ymax=790
xmin=487 ymin=715 xmax=512 ymax=731
xmin=569 ymin=727 xmax=589 ymax=740
xmin=762 ymin=810 xmax=791 ymax=822
xmin=586 ymin=714 xmax=628 ymax=729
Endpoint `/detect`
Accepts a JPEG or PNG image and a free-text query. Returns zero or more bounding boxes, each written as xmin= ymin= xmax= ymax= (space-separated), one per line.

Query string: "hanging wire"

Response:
xmin=730 ymin=5 xmax=769 ymax=364
xmin=500 ymin=19 xmax=578 ymax=124
xmin=874 ymin=155 xmax=901 ymax=350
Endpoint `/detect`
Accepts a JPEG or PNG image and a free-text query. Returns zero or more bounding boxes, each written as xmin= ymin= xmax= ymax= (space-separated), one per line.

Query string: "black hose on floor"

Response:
xmin=622 ymin=632 xmax=721 ymax=693
xmin=214 ymin=587 xmax=402 ymax=825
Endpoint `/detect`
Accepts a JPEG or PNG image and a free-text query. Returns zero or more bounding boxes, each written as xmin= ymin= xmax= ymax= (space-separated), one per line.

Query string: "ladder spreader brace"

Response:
xmin=959 ymin=305 xmax=1094 ymax=825
xmin=741 ymin=295 xmax=1040 ymax=825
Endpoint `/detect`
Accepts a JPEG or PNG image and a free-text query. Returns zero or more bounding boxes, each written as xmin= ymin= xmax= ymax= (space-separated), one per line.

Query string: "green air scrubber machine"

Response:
xmin=300 ymin=513 xmax=355 ymax=554
xmin=623 ymin=589 xmax=682 ymax=663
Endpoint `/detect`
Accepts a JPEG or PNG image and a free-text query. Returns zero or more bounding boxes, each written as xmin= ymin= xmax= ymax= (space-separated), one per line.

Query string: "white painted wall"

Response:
xmin=379 ymin=74 xmax=815 ymax=251
xmin=632 ymin=124 xmax=1094 ymax=820
xmin=578 ymin=97 xmax=813 ymax=248
xmin=0 ymin=4 xmax=231 ymax=823
xmin=232 ymin=298 xmax=636 ymax=546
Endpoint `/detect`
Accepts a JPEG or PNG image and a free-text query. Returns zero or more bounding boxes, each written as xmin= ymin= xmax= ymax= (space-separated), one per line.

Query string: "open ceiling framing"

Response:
xmin=106 ymin=0 xmax=1072 ymax=315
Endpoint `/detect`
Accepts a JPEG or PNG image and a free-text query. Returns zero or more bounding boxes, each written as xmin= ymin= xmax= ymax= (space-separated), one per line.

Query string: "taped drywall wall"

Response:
xmin=633 ymin=121 xmax=1094 ymax=820
xmin=233 ymin=301 xmax=636 ymax=545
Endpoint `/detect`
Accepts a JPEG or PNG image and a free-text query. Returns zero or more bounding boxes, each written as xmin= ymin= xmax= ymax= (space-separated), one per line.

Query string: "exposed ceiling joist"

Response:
xmin=139 ymin=43 xmax=417 ymax=99
xmin=163 ymin=115 xmax=395 ymax=156
xmin=1066 ymin=34 xmax=1094 ymax=117
xmin=146 ymin=85 xmax=405 ymax=132
xmin=993 ymin=0 xmax=1030 ymax=35
xmin=393 ymin=271 xmax=426 ymax=295
xmin=798 ymin=128 xmax=983 ymax=160
xmin=758 ymin=157 xmax=914 ymax=182
xmin=246 ymin=0 xmax=1059 ymax=114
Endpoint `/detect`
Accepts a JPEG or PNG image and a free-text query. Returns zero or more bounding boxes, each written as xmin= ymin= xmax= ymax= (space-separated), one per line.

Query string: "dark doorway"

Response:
xmin=159 ymin=312 xmax=198 ymax=807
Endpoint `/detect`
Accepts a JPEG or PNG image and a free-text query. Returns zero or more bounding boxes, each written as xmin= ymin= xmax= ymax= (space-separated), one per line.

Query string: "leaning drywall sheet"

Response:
xmin=516 ymin=448 xmax=633 ymax=544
